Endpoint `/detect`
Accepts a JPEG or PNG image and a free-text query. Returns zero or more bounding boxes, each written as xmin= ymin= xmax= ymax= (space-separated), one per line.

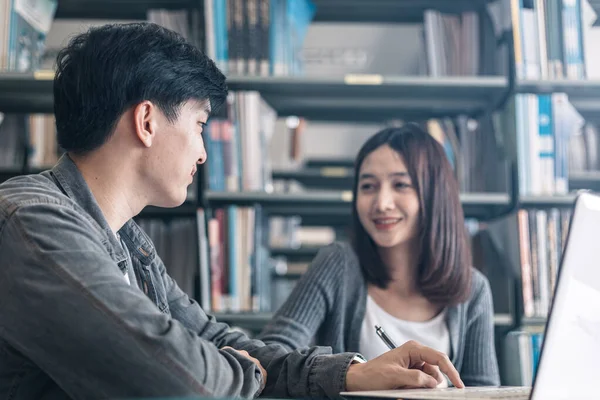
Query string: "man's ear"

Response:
xmin=133 ymin=101 xmax=158 ymax=148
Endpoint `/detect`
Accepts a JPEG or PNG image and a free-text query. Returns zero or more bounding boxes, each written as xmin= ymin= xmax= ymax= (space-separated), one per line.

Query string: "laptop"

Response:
xmin=341 ymin=191 xmax=600 ymax=400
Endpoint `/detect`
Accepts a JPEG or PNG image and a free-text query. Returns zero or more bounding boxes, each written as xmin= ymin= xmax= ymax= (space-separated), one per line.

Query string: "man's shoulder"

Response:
xmin=0 ymin=172 xmax=76 ymax=219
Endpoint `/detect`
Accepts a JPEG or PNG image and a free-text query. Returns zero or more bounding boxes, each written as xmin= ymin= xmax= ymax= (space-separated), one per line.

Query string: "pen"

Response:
xmin=375 ymin=325 xmax=398 ymax=350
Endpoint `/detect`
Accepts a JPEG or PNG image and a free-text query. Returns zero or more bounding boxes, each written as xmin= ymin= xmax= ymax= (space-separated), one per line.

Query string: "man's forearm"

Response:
xmin=165 ymin=261 xmax=359 ymax=398
xmin=252 ymin=347 xmax=357 ymax=398
xmin=193 ymin=318 xmax=357 ymax=398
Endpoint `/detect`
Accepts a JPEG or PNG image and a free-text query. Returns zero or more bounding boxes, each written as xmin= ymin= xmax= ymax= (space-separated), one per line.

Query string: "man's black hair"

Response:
xmin=54 ymin=22 xmax=227 ymax=154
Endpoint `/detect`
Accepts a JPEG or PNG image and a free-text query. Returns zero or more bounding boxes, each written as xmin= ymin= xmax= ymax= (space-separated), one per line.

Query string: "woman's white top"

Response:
xmin=359 ymin=294 xmax=450 ymax=361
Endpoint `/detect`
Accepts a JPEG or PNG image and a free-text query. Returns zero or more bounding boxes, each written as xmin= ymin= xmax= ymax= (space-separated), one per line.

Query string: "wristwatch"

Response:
xmin=351 ymin=354 xmax=367 ymax=364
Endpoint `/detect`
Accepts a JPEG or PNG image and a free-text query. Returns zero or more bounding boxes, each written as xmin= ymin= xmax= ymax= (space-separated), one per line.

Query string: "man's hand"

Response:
xmin=222 ymin=346 xmax=267 ymax=386
xmin=404 ymin=362 xmax=449 ymax=389
xmin=345 ymin=340 xmax=464 ymax=391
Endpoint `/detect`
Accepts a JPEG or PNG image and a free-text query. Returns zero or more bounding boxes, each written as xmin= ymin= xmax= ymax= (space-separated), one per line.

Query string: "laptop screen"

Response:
xmin=532 ymin=193 xmax=600 ymax=400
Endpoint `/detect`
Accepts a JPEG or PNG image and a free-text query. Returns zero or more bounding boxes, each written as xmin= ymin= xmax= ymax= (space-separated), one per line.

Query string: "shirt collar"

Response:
xmin=51 ymin=154 xmax=156 ymax=265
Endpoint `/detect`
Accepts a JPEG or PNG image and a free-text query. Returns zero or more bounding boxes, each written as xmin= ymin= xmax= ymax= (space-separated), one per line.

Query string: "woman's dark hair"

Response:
xmin=350 ymin=123 xmax=472 ymax=306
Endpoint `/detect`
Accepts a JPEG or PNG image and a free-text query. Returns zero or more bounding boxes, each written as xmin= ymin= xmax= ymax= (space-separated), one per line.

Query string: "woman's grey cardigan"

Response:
xmin=258 ymin=242 xmax=501 ymax=387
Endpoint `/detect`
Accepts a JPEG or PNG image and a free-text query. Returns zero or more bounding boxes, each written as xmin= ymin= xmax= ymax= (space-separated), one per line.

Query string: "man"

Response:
xmin=0 ymin=22 xmax=464 ymax=399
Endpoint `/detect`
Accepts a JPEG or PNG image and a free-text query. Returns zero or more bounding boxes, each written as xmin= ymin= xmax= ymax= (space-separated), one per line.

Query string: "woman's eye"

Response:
xmin=359 ymin=183 xmax=374 ymax=191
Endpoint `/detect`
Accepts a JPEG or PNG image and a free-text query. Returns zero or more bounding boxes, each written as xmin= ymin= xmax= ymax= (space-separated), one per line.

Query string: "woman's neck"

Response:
xmin=377 ymin=241 xmax=421 ymax=298
xmin=370 ymin=242 xmax=443 ymax=322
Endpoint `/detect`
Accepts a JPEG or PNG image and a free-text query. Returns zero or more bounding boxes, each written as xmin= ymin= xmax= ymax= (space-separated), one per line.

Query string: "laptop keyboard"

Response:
xmin=394 ymin=387 xmax=531 ymax=399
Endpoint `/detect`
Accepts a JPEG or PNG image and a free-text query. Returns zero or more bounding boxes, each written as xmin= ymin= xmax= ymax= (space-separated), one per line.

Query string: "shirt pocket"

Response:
xmin=131 ymin=257 xmax=170 ymax=316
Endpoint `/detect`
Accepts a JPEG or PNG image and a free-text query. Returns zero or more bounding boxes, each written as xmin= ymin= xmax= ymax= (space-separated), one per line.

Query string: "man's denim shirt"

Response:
xmin=0 ymin=155 xmax=356 ymax=400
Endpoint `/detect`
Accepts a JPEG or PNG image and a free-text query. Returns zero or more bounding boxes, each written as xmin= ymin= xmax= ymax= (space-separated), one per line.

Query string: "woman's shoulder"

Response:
xmin=308 ymin=241 xmax=363 ymax=277
xmin=469 ymin=267 xmax=491 ymax=293
xmin=316 ymin=240 xmax=355 ymax=257
xmin=464 ymin=267 xmax=494 ymax=311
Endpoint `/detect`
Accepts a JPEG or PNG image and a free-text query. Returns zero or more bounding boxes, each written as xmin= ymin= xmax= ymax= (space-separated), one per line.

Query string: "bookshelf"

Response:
xmin=275 ymin=166 xmax=600 ymax=194
xmin=517 ymin=80 xmax=600 ymax=123
xmin=520 ymin=317 xmax=548 ymax=327
xmin=212 ymin=312 xmax=274 ymax=333
xmin=55 ymin=0 xmax=194 ymax=19
xmin=227 ymin=75 xmax=508 ymax=122
xmin=0 ymin=0 xmax=522 ymax=331
xmin=311 ymin=0 xmax=494 ymax=23
xmin=517 ymin=79 xmax=600 ymax=94
xmin=273 ymin=167 xmax=353 ymax=190
xmin=569 ymin=171 xmax=600 ymax=191
xmin=0 ymin=73 xmax=509 ymax=122
xmin=205 ymin=190 xmax=353 ymax=206
xmin=270 ymin=246 xmax=320 ymax=261
xmin=0 ymin=72 xmax=53 ymax=113
xmin=204 ymin=191 xmax=354 ymax=226
xmin=519 ymin=194 xmax=579 ymax=208
xmin=305 ymin=159 xmax=354 ymax=168
xmin=272 ymin=270 xmax=305 ymax=280
xmin=53 ymin=0 xmax=496 ymax=24
xmin=205 ymin=190 xmax=514 ymax=221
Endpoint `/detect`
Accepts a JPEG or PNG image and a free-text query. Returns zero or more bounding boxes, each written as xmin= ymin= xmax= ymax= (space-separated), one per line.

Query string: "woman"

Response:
xmin=258 ymin=124 xmax=500 ymax=387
